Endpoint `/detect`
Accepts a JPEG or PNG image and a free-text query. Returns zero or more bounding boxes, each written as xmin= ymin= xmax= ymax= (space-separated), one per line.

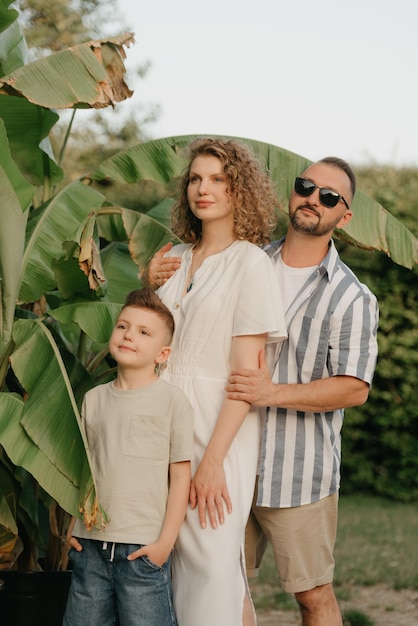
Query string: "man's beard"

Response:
xmin=289 ymin=205 xmax=342 ymax=237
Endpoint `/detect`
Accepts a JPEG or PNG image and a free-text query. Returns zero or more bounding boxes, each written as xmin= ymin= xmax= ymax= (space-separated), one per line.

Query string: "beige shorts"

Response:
xmin=245 ymin=485 xmax=339 ymax=594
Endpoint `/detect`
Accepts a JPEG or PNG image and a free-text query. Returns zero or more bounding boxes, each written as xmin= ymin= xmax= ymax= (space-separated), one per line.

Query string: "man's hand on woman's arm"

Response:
xmin=140 ymin=242 xmax=182 ymax=288
xmin=226 ymin=349 xmax=370 ymax=411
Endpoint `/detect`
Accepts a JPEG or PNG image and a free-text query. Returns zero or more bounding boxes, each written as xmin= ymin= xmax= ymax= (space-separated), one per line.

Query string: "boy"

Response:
xmin=63 ymin=287 xmax=194 ymax=626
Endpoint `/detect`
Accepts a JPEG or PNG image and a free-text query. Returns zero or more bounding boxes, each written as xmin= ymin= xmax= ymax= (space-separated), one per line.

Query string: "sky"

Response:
xmin=115 ymin=0 xmax=418 ymax=167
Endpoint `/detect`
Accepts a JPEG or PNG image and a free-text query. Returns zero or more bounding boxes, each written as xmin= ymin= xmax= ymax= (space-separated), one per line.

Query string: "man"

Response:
xmin=226 ymin=157 xmax=378 ymax=626
xmin=144 ymin=157 xmax=379 ymax=626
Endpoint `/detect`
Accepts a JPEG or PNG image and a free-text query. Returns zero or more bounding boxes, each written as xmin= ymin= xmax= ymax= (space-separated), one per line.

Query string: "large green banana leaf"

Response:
xmin=0 ymin=319 xmax=107 ymax=529
xmin=0 ymin=4 xmax=61 ymax=186
xmin=0 ymin=28 xmax=134 ymax=189
xmin=50 ymin=302 xmax=121 ymax=343
xmin=0 ymin=118 xmax=34 ymax=210
xmin=0 ymin=0 xmax=25 ymax=74
xmin=0 ymin=460 xmax=18 ymax=548
xmin=0 ymin=460 xmax=52 ymax=556
xmin=91 ymin=135 xmax=418 ymax=269
xmin=0 ymin=95 xmax=62 ymax=186
xmin=97 ymin=205 xmax=181 ymax=274
xmin=97 ymin=206 xmax=181 ymax=301
xmin=50 ymin=207 xmax=180 ymax=306
xmin=0 ymin=33 xmax=134 ymax=109
xmin=0 ymin=121 xmax=30 ymax=353
xmin=18 ymin=182 xmax=105 ymax=304
xmin=100 ymin=243 xmax=143 ymax=304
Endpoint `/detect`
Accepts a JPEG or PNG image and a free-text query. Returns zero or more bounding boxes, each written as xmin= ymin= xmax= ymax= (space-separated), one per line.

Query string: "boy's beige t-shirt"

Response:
xmin=73 ymin=379 xmax=194 ymax=545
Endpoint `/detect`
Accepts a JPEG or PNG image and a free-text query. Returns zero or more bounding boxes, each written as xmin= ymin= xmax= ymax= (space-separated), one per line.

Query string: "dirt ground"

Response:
xmin=256 ymin=584 xmax=418 ymax=625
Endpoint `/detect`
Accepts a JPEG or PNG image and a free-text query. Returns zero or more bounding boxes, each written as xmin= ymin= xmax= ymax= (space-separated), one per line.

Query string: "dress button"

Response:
xmin=173 ymin=301 xmax=180 ymax=309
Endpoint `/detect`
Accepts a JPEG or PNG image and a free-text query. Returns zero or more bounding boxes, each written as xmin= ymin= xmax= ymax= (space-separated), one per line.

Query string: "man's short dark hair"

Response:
xmin=319 ymin=156 xmax=356 ymax=198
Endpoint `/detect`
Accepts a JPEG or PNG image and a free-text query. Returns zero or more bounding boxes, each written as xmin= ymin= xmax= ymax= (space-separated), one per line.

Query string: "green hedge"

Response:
xmin=339 ymin=166 xmax=418 ymax=502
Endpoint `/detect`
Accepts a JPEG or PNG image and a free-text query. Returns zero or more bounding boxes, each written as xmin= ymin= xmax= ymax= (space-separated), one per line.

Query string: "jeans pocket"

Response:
xmin=141 ymin=554 xmax=164 ymax=570
xmin=68 ymin=546 xmax=80 ymax=562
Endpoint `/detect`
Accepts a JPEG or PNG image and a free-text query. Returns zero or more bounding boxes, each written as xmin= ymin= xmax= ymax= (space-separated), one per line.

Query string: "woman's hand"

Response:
xmin=190 ymin=458 xmax=232 ymax=530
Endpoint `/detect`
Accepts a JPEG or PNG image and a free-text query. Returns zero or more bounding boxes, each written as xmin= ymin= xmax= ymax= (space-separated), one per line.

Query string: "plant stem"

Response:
xmin=58 ymin=109 xmax=77 ymax=166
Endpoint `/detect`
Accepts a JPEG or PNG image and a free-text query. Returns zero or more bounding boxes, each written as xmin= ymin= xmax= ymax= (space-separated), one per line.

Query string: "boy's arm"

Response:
xmin=127 ymin=460 xmax=191 ymax=566
xmin=66 ymin=515 xmax=83 ymax=552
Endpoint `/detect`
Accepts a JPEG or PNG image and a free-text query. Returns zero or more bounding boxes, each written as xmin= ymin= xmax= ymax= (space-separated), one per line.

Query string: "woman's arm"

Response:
xmin=190 ymin=333 xmax=267 ymax=530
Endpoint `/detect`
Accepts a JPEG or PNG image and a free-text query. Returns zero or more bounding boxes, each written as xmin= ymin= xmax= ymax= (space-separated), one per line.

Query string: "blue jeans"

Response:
xmin=63 ymin=539 xmax=177 ymax=626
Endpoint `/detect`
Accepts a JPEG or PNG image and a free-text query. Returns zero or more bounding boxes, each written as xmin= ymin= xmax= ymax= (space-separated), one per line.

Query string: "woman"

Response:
xmin=156 ymin=138 xmax=286 ymax=625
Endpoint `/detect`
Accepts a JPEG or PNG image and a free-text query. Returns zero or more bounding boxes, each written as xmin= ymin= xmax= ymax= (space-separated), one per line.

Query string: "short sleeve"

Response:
xmin=169 ymin=387 xmax=195 ymax=464
xmin=330 ymin=289 xmax=379 ymax=385
xmin=232 ymin=248 xmax=287 ymax=344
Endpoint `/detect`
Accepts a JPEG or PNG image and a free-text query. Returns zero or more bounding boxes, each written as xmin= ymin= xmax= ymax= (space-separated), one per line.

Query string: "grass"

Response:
xmin=335 ymin=495 xmax=418 ymax=590
xmin=342 ymin=608 xmax=375 ymax=626
xmin=249 ymin=494 xmax=418 ymax=615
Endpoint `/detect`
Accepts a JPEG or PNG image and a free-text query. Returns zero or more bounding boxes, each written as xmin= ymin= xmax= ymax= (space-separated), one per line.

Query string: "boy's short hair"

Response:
xmin=123 ymin=287 xmax=175 ymax=341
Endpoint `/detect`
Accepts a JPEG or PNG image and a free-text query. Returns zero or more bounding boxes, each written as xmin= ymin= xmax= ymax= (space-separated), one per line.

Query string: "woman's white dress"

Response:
xmin=158 ymin=240 xmax=286 ymax=626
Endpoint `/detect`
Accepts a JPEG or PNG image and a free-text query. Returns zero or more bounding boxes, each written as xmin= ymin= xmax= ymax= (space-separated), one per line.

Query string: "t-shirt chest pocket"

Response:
xmin=125 ymin=415 xmax=169 ymax=460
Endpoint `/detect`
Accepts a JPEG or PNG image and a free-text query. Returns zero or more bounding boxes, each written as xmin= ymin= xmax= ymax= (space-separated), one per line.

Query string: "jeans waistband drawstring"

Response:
xmin=102 ymin=541 xmax=116 ymax=562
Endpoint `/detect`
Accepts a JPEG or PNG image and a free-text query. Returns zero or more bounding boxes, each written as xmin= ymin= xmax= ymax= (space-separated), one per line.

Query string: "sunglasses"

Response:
xmin=294 ymin=177 xmax=350 ymax=210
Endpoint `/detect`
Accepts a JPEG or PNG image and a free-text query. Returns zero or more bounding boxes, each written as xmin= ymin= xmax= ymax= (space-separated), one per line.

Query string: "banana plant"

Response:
xmin=90 ymin=135 xmax=418 ymax=269
xmin=0 ymin=1 xmax=142 ymax=569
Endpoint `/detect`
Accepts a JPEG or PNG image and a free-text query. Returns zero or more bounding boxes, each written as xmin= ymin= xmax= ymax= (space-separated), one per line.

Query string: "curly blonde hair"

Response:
xmin=171 ymin=137 xmax=279 ymax=245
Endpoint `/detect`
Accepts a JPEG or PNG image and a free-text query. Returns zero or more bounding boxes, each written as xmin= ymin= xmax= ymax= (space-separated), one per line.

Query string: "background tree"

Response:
xmin=20 ymin=0 xmax=105 ymax=51
xmin=21 ymin=0 xmax=159 ymax=188
xmin=339 ymin=165 xmax=418 ymax=502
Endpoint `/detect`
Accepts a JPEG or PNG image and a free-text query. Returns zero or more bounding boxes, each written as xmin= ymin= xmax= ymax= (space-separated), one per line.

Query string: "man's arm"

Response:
xmin=226 ymin=349 xmax=370 ymax=411
xmin=141 ymin=242 xmax=181 ymax=288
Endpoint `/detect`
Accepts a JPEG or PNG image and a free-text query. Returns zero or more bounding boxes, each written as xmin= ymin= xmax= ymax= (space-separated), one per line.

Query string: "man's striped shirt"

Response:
xmin=257 ymin=238 xmax=379 ymax=509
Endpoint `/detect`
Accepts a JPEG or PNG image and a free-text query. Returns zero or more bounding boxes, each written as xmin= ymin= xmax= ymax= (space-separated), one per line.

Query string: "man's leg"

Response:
xmin=244 ymin=493 xmax=268 ymax=625
xmin=251 ymin=491 xmax=341 ymax=626
xmin=296 ymin=582 xmax=342 ymax=626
